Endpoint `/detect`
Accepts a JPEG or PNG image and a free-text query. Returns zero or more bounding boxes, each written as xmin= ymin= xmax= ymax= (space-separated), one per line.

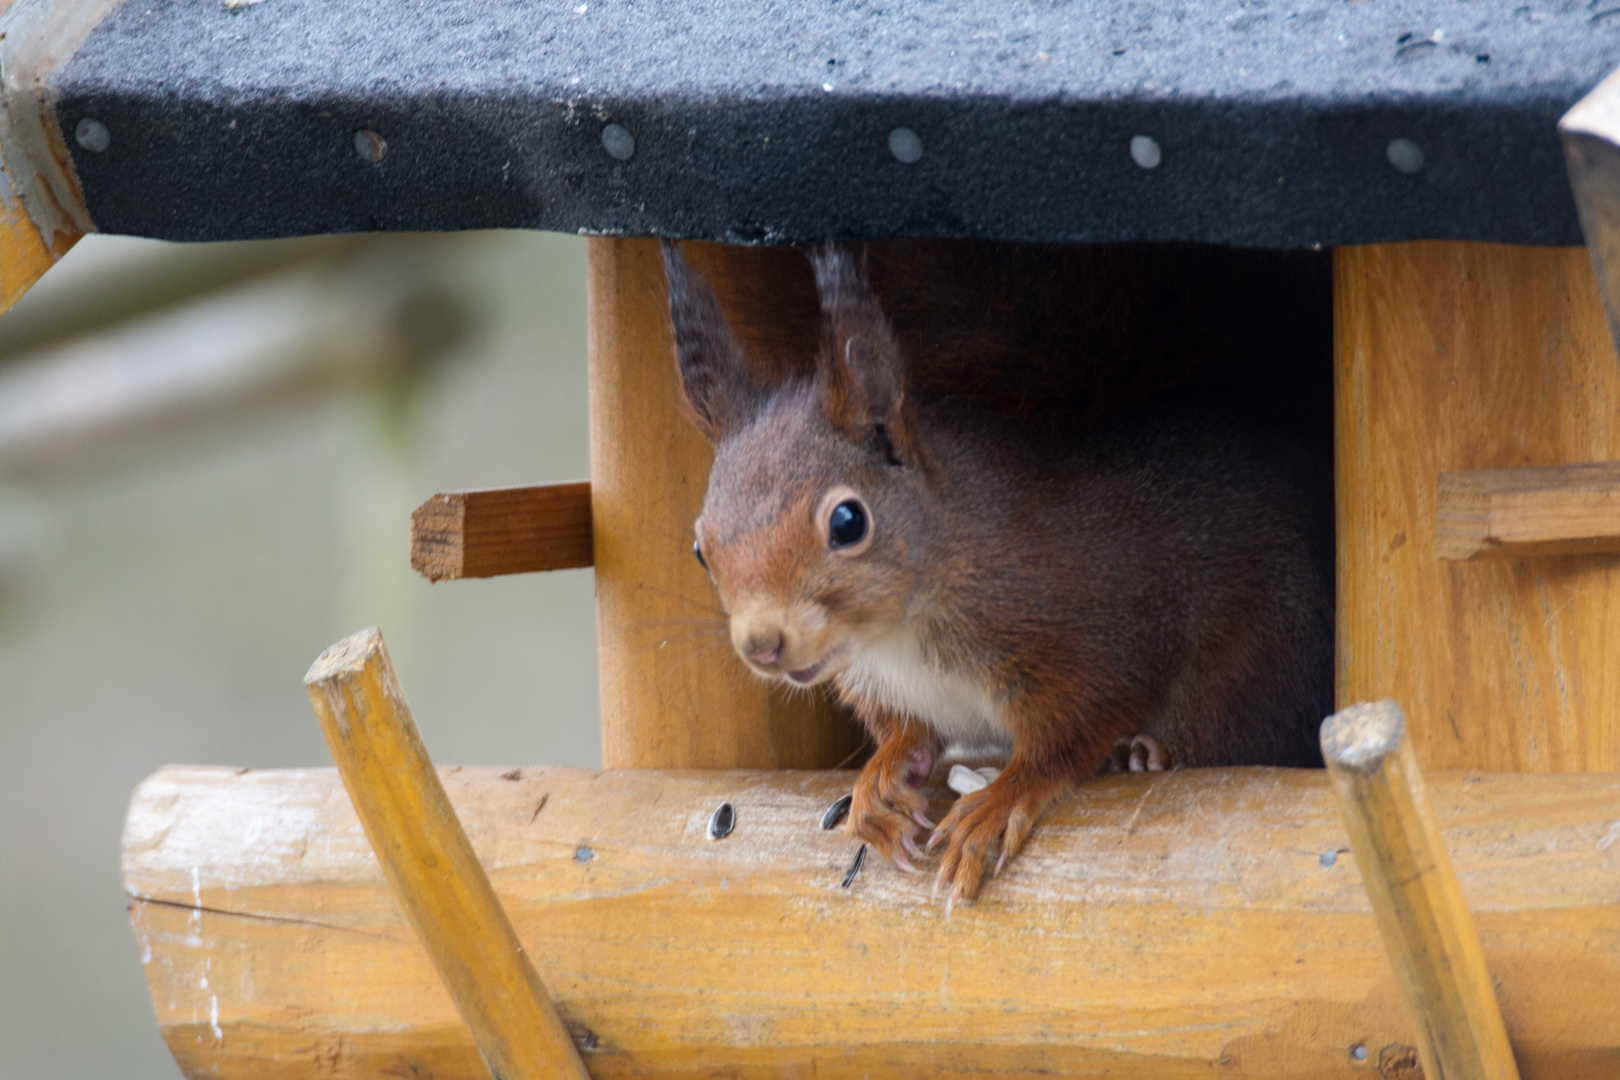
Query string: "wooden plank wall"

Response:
xmin=585 ymin=238 xmax=857 ymax=770
xmin=1336 ymin=242 xmax=1620 ymax=772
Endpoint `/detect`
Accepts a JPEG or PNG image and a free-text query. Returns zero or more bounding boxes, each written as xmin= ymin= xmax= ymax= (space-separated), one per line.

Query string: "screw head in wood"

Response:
xmin=354 ymin=129 xmax=388 ymax=163
xmin=888 ymin=127 xmax=923 ymax=163
xmin=1386 ymin=137 xmax=1424 ymax=174
xmin=1130 ymin=134 xmax=1162 ymax=169
xmin=75 ymin=118 xmax=111 ymax=153
xmin=601 ymin=123 xmax=636 ymax=161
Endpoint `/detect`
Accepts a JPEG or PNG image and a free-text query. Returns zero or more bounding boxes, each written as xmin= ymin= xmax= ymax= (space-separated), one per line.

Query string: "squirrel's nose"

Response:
xmin=745 ymin=632 xmax=784 ymax=667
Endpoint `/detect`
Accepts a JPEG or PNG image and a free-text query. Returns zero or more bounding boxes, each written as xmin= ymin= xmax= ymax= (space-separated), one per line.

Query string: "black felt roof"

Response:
xmin=52 ymin=0 xmax=1620 ymax=246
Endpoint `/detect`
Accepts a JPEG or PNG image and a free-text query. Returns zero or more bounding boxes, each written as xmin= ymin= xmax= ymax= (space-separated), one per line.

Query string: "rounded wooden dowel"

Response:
xmin=1321 ymin=700 xmax=1521 ymax=1080
xmin=304 ymin=627 xmax=589 ymax=1080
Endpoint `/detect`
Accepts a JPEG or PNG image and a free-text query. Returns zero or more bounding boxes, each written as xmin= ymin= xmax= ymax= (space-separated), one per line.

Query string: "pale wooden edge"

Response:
xmin=1561 ymin=62 xmax=1620 ymax=351
xmin=410 ymin=493 xmax=470 ymax=581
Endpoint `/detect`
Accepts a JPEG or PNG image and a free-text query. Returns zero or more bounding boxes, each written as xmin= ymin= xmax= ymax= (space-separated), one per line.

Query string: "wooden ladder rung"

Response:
xmin=410 ymin=482 xmax=593 ymax=581
xmin=1436 ymin=461 xmax=1620 ymax=560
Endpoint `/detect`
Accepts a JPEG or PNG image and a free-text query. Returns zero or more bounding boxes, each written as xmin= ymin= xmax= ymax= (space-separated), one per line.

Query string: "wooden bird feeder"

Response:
xmin=6 ymin=0 xmax=1620 ymax=1075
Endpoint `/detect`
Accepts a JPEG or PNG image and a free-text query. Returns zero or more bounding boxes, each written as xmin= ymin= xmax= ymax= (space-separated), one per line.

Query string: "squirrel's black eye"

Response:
xmin=828 ymin=500 xmax=868 ymax=548
xmin=693 ymin=540 xmax=708 ymax=569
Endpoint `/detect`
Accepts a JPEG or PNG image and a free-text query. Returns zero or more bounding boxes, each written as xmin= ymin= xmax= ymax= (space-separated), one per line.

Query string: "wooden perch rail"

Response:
xmin=1435 ymin=462 xmax=1620 ymax=560
xmin=124 ymin=763 xmax=1620 ymax=1079
xmin=410 ymin=482 xmax=593 ymax=581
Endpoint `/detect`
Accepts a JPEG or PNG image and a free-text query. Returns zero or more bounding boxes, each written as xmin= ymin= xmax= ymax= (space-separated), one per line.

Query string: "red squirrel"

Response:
xmin=663 ymin=241 xmax=1333 ymax=908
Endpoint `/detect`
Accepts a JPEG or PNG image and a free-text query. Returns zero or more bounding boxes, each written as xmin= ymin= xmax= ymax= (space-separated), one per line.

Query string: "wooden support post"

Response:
xmin=303 ymin=628 xmax=589 ymax=1080
xmin=1335 ymin=242 xmax=1620 ymax=771
xmin=411 ymin=483 xmax=594 ymax=581
xmin=586 ymin=237 xmax=856 ymax=769
xmin=1322 ymin=700 xmax=1521 ymax=1080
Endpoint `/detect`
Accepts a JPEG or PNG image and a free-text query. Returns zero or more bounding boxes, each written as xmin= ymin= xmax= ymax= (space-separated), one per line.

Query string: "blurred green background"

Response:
xmin=0 ymin=230 xmax=600 ymax=1078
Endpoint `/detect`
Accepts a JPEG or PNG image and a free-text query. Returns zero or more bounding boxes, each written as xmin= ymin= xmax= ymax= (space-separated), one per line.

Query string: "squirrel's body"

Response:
xmin=666 ymin=242 xmax=1332 ymax=905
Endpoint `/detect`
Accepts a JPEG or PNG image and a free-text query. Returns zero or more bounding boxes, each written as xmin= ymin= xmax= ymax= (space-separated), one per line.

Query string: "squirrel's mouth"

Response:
xmin=785 ymin=661 xmax=825 ymax=685
xmin=784 ymin=648 xmax=844 ymax=686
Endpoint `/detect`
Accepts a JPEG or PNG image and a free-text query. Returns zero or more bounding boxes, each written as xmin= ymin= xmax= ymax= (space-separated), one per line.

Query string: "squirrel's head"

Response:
xmin=664 ymin=242 xmax=926 ymax=689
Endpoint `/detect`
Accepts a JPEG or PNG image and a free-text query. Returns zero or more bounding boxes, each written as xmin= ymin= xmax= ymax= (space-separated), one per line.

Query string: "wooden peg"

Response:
xmin=1321 ymin=700 xmax=1521 ymax=1080
xmin=410 ymin=482 xmax=593 ymax=581
xmin=304 ymin=627 xmax=590 ymax=1080
xmin=1436 ymin=462 xmax=1620 ymax=560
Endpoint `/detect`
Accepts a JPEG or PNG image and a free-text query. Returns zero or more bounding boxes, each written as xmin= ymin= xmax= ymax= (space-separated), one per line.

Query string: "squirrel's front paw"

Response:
xmin=927 ymin=772 xmax=1066 ymax=911
xmin=847 ymin=743 xmax=935 ymax=872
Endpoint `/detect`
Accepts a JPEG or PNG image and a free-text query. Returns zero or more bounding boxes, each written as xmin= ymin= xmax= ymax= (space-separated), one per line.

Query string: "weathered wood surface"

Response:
xmin=0 ymin=183 xmax=74 ymax=318
xmin=1322 ymin=701 xmax=1519 ymax=1080
xmin=125 ymin=763 xmax=1620 ymax=1079
xmin=585 ymin=237 xmax=856 ymax=769
xmin=1335 ymin=242 xmax=1620 ymax=771
xmin=0 ymin=0 xmax=94 ymax=316
xmin=410 ymin=483 xmax=594 ymax=581
xmin=1436 ymin=462 xmax=1620 ymax=561
xmin=304 ymin=629 xmax=588 ymax=1080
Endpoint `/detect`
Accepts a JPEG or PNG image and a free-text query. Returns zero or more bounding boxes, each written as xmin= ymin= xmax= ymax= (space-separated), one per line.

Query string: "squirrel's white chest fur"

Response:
xmin=837 ymin=633 xmax=1011 ymax=750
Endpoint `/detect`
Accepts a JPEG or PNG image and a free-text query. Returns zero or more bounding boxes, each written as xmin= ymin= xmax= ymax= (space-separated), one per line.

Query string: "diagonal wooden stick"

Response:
xmin=305 ymin=627 xmax=589 ymax=1080
xmin=1322 ymin=699 xmax=1520 ymax=1080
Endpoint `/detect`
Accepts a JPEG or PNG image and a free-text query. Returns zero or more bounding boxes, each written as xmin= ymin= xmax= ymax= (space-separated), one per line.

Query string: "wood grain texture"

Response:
xmin=1336 ymin=242 xmax=1620 ymax=771
xmin=1436 ymin=462 xmax=1620 ymax=560
xmin=410 ymin=483 xmax=594 ymax=581
xmin=303 ymin=628 xmax=588 ymax=1080
xmin=124 ymin=763 xmax=1620 ymax=1079
xmin=1322 ymin=700 xmax=1520 ymax=1080
xmin=586 ymin=237 xmax=857 ymax=769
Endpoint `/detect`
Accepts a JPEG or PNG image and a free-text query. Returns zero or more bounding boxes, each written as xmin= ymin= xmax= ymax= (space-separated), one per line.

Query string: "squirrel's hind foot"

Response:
xmin=1105 ymin=733 xmax=1170 ymax=773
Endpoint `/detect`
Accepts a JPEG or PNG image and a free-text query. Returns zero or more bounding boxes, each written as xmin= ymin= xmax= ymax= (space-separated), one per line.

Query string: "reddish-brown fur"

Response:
xmin=663 ymin=240 xmax=1333 ymax=907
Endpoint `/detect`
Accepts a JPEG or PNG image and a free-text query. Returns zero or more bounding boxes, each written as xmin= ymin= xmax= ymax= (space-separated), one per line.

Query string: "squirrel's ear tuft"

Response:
xmin=810 ymin=245 xmax=915 ymax=465
xmin=663 ymin=240 xmax=761 ymax=443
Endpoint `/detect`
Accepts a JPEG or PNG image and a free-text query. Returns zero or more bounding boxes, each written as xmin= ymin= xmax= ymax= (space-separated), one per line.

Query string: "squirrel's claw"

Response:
xmin=846 ymin=724 xmax=938 ymax=874
xmin=928 ymin=770 xmax=1066 ymax=905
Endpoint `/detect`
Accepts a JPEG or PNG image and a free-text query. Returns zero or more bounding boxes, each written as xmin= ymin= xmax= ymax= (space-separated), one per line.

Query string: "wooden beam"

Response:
xmin=585 ymin=237 xmax=857 ymax=769
xmin=410 ymin=483 xmax=594 ymax=581
xmin=0 ymin=0 xmax=94 ymax=317
xmin=1322 ymin=700 xmax=1519 ymax=1080
xmin=1436 ymin=462 xmax=1620 ymax=560
xmin=0 ymin=188 xmax=75 ymax=318
xmin=1335 ymin=242 xmax=1620 ymax=771
xmin=304 ymin=629 xmax=588 ymax=1080
xmin=125 ymin=762 xmax=1620 ymax=1079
